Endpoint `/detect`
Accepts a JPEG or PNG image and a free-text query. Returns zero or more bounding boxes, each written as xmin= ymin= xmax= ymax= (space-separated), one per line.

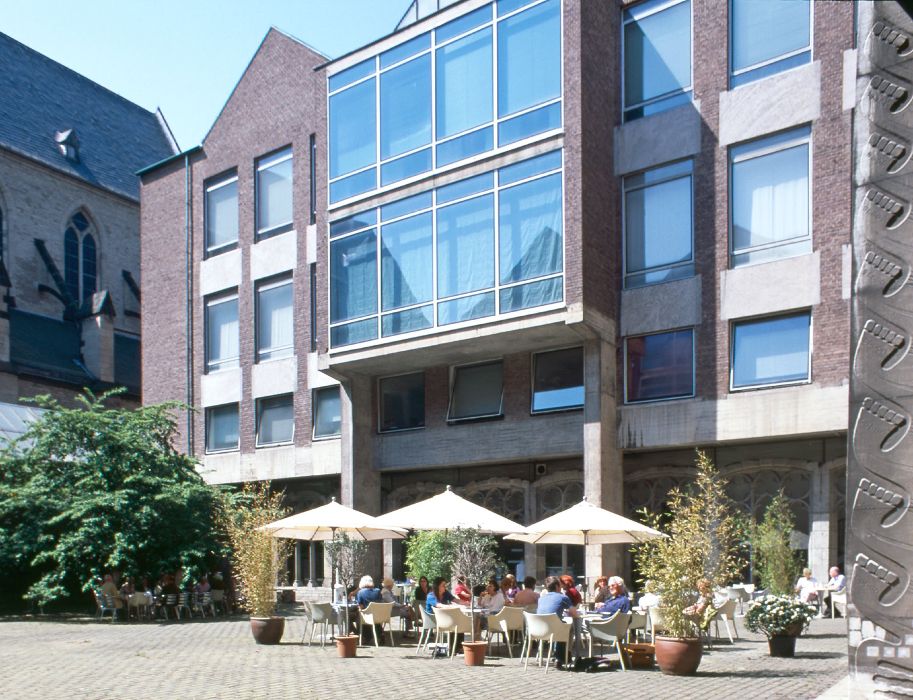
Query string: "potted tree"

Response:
xmin=325 ymin=531 xmax=367 ymax=658
xmin=634 ymin=450 xmax=743 ymax=675
xmin=220 ymin=483 xmax=293 ymax=644
xmin=753 ymin=491 xmax=801 ymax=596
xmin=450 ymin=528 xmax=501 ymax=666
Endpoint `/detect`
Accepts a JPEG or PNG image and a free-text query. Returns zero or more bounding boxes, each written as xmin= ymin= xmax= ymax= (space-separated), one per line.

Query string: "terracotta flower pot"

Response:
xmin=654 ymin=636 xmax=703 ymax=675
xmin=250 ymin=616 xmax=285 ymax=645
xmin=767 ymin=634 xmax=798 ymax=657
xmin=462 ymin=640 xmax=487 ymax=666
xmin=336 ymin=634 xmax=359 ymax=658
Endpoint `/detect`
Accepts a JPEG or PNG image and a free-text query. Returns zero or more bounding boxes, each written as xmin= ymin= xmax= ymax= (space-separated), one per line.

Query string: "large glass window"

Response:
xmin=625 ymin=329 xmax=694 ymax=403
xmin=328 ymin=0 xmax=562 ymax=204
xmin=256 ymin=277 xmax=293 ymax=362
xmin=731 ymin=312 xmax=810 ymax=389
xmin=256 ymin=394 xmax=294 ymax=446
xmin=730 ymin=0 xmax=811 ymax=88
xmin=532 ymin=347 xmax=584 ymax=412
xmin=256 ymin=148 xmax=293 ymax=237
xmin=63 ymin=210 xmax=97 ymax=302
xmin=379 ymin=372 xmax=425 ymax=432
xmin=731 ymin=127 xmax=810 ymax=267
xmin=624 ymin=160 xmax=693 ymax=288
xmin=206 ymin=403 xmax=239 ymax=452
xmin=205 ymin=174 xmax=238 ymax=254
xmin=313 ymin=386 xmax=342 ymax=438
xmin=205 ymin=293 xmax=239 ymax=372
xmin=623 ymin=0 xmax=692 ymax=121
xmin=329 ymin=150 xmax=563 ymax=348
xmin=448 ymin=361 xmax=503 ymax=421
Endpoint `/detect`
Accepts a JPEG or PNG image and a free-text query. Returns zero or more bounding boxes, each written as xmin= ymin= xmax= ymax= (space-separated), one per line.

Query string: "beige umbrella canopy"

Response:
xmin=374 ymin=485 xmax=527 ymax=534
xmin=259 ymin=498 xmax=408 ymax=541
xmin=504 ymin=499 xmax=664 ymax=546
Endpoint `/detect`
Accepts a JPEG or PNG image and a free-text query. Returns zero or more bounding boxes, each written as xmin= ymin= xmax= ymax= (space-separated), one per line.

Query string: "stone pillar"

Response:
xmin=80 ymin=291 xmax=115 ymax=383
xmin=808 ymin=462 xmax=831 ymax=583
xmin=308 ymin=542 xmax=318 ymax=586
xmin=582 ymin=337 xmax=624 ymax=581
xmin=849 ymin=4 xmax=913 ymax=694
xmin=339 ymin=373 xmax=382 ymax=577
xmin=293 ymin=542 xmax=302 ymax=587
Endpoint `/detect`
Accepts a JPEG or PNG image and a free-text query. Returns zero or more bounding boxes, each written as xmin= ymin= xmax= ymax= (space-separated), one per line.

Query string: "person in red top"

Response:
xmin=559 ymin=574 xmax=582 ymax=606
xmin=453 ymin=576 xmax=472 ymax=605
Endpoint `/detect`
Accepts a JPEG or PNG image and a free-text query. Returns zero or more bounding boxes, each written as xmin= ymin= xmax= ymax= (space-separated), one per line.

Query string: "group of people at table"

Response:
xmin=96 ymin=568 xmax=228 ymax=618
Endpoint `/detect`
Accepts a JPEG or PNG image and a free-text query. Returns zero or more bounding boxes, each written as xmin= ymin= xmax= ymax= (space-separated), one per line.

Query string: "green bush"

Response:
xmin=404 ymin=530 xmax=455 ymax=584
xmin=754 ymin=491 xmax=801 ymax=595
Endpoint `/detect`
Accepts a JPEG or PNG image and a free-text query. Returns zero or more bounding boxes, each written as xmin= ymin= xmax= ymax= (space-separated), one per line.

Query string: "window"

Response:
xmin=623 ymin=0 xmax=692 ymax=121
xmin=206 ymin=403 xmax=239 ymax=452
xmin=624 ymin=160 xmax=693 ymax=288
xmin=730 ymin=127 xmax=810 ymax=267
xmin=256 ymin=394 xmax=294 ymax=446
xmin=730 ymin=0 xmax=811 ymax=88
xmin=327 ymin=0 xmax=562 ymax=203
xmin=256 ymin=277 xmax=293 ymax=362
xmin=256 ymin=148 xmax=293 ymax=238
xmin=313 ymin=386 xmax=342 ymax=438
xmin=309 ymin=134 xmax=317 ymax=225
xmin=625 ymin=329 xmax=694 ymax=402
xmin=329 ymin=150 xmax=563 ymax=348
xmin=205 ymin=174 xmax=238 ymax=254
xmin=448 ymin=360 xmax=503 ymax=421
xmin=205 ymin=293 xmax=239 ymax=372
xmin=379 ymin=372 xmax=425 ymax=432
xmin=731 ymin=312 xmax=810 ymax=389
xmin=532 ymin=347 xmax=584 ymax=412
xmin=63 ymin=210 xmax=97 ymax=303
xmin=309 ymin=263 xmax=318 ymax=353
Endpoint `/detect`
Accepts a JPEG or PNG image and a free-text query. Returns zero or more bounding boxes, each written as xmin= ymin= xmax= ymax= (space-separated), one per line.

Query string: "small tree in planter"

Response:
xmin=219 ymin=482 xmax=292 ymax=644
xmin=754 ymin=491 xmax=801 ymax=596
xmin=450 ymin=528 xmax=501 ymax=666
xmin=404 ymin=530 xmax=455 ymax=585
xmin=325 ymin=531 xmax=367 ymax=657
xmin=634 ymin=450 xmax=743 ymax=674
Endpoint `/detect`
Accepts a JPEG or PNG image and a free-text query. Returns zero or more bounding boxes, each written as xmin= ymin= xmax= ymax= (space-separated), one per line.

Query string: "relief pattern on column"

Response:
xmin=851 ymin=4 xmax=913 ymax=696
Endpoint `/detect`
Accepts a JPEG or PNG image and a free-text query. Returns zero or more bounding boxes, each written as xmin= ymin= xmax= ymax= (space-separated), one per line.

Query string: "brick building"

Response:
xmin=0 ymin=32 xmax=176 ymax=407
xmin=141 ymin=0 xmax=853 ymax=587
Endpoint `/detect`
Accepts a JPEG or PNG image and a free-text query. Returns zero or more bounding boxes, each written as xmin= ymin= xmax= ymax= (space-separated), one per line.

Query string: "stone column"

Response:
xmin=80 ymin=291 xmax=115 ymax=383
xmin=849 ymin=4 xmax=913 ymax=694
xmin=293 ymin=542 xmax=302 ymax=587
xmin=308 ymin=542 xmax=318 ymax=587
xmin=339 ymin=372 xmax=382 ymax=577
xmin=582 ymin=337 xmax=624 ymax=580
xmin=807 ymin=462 xmax=831 ymax=583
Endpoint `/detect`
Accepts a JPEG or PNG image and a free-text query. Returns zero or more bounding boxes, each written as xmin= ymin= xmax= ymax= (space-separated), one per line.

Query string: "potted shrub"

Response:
xmin=745 ymin=595 xmax=817 ymax=657
xmin=753 ymin=491 xmax=802 ymax=595
xmin=220 ymin=483 xmax=293 ymax=644
xmin=634 ymin=450 xmax=743 ymax=675
xmin=325 ymin=531 xmax=367 ymax=658
xmin=450 ymin=527 xmax=501 ymax=666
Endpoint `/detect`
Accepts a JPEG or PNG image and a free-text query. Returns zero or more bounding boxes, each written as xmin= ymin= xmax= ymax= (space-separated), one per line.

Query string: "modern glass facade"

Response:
xmin=327 ymin=0 xmax=562 ymax=204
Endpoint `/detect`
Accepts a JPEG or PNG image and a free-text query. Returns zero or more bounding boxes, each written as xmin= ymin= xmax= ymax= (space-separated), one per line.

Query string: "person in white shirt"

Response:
xmin=479 ymin=580 xmax=505 ymax=613
xmin=795 ymin=568 xmax=819 ymax=603
xmin=827 ymin=566 xmax=846 ymax=592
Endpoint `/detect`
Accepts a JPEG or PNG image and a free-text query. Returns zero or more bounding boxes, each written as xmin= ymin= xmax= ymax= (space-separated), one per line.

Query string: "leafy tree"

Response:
xmin=325 ymin=531 xmax=368 ymax=593
xmin=404 ymin=530 xmax=455 ymax=584
xmin=753 ymin=491 xmax=801 ymax=595
xmin=450 ymin=528 xmax=501 ymax=642
xmin=0 ymin=390 xmax=225 ymax=608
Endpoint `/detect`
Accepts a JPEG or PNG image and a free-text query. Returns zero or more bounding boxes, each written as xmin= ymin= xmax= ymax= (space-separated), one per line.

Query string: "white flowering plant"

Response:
xmin=745 ymin=594 xmax=817 ymax=637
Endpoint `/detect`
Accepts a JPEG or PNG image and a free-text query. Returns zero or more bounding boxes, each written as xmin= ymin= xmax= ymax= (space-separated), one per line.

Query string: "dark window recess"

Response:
xmin=309 ymin=263 xmax=317 ymax=353
xmin=64 ymin=227 xmax=79 ymax=301
xmin=313 ymin=386 xmax=342 ymax=438
xmin=379 ymin=372 xmax=425 ymax=431
xmin=532 ymin=347 xmax=584 ymax=412
xmin=448 ymin=360 xmax=503 ymax=421
xmin=626 ymin=329 xmax=694 ymax=402
xmin=309 ymin=133 xmax=317 ymax=225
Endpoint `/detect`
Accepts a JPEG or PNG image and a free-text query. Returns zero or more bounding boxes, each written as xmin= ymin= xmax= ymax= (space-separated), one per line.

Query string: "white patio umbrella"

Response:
xmin=503 ymin=499 xmax=663 ymax=546
xmin=374 ymin=485 xmax=527 ymax=534
xmin=259 ymin=498 xmax=408 ymax=542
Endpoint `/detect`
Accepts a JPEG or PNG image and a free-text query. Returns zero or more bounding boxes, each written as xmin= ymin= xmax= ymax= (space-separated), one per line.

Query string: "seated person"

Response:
xmin=194 ymin=576 xmax=211 ymax=594
xmin=356 ymin=575 xmax=384 ymax=643
xmin=413 ymin=576 xmax=430 ymax=605
xmin=425 ymin=577 xmax=455 ymax=614
xmin=827 ymin=566 xmax=846 ymax=592
xmin=513 ymin=576 xmax=539 ymax=607
xmin=537 ymin=576 xmax=578 ymax=667
xmin=592 ymin=576 xmax=609 ymax=604
xmin=453 ymin=576 xmax=472 ymax=606
xmin=683 ymin=578 xmax=714 ymax=625
xmin=479 ymin=580 xmax=505 ymax=613
xmin=380 ymin=578 xmax=414 ymax=634
xmin=795 ymin=569 xmax=819 ymax=603
xmin=100 ymin=574 xmax=125 ymax=609
xmin=500 ymin=574 xmax=519 ymax=603
xmin=638 ymin=580 xmax=660 ymax=609
xmin=559 ymin=574 xmax=582 ymax=607
xmin=595 ymin=576 xmax=631 ymax=616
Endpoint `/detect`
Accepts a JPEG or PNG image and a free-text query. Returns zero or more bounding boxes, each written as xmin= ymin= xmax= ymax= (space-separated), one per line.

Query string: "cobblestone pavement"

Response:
xmin=0 ymin=613 xmax=848 ymax=700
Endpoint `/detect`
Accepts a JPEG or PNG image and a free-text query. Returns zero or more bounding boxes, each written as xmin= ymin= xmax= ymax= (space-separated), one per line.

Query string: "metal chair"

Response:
xmin=94 ymin=591 xmax=118 ymax=622
xmin=433 ymin=606 xmax=472 ymax=661
xmin=587 ymin=612 xmax=630 ymax=670
xmin=210 ymin=588 xmax=227 ymax=615
xmin=160 ymin=594 xmax=179 ymax=620
xmin=177 ymin=592 xmax=193 ymax=620
xmin=522 ymin=612 xmax=571 ymax=673
xmin=359 ymin=601 xmax=396 ymax=648
xmin=308 ymin=602 xmax=337 ymax=647
xmin=193 ymin=592 xmax=216 ymax=618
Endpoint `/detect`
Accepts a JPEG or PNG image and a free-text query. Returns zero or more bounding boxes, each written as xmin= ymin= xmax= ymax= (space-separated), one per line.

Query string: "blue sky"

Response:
xmin=3 ymin=1 xmax=407 ymax=149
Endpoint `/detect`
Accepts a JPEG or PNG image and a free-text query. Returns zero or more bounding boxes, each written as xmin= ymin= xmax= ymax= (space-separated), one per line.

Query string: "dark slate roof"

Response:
xmin=0 ymin=32 xmax=177 ymax=201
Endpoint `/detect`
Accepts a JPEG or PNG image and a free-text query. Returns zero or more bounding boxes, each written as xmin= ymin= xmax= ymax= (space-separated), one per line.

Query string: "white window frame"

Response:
xmin=312 ymin=386 xmax=343 ymax=440
xmin=204 ymin=173 xmax=239 ymax=256
xmin=622 ymin=159 xmax=694 ymax=289
xmin=255 ymin=275 xmax=294 ymax=363
xmin=377 ymin=371 xmax=426 ymax=433
xmin=205 ymin=403 xmax=240 ymax=454
xmin=255 ymin=147 xmax=294 ymax=239
xmin=530 ymin=346 xmax=585 ymax=414
xmin=623 ymin=327 xmax=696 ymax=404
xmin=204 ymin=291 xmax=239 ymax=373
xmin=729 ymin=310 xmax=813 ymax=392
xmin=255 ymin=394 xmax=295 ymax=447
xmin=729 ymin=126 xmax=812 ymax=267
xmin=447 ymin=359 xmax=504 ymax=422
xmin=728 ymin=0 xmax=813 ymax=89
xmin=621 ymin=0 xmax=693 ymax=121
xmin=326 ymin=0 xmax=565 ymax=209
